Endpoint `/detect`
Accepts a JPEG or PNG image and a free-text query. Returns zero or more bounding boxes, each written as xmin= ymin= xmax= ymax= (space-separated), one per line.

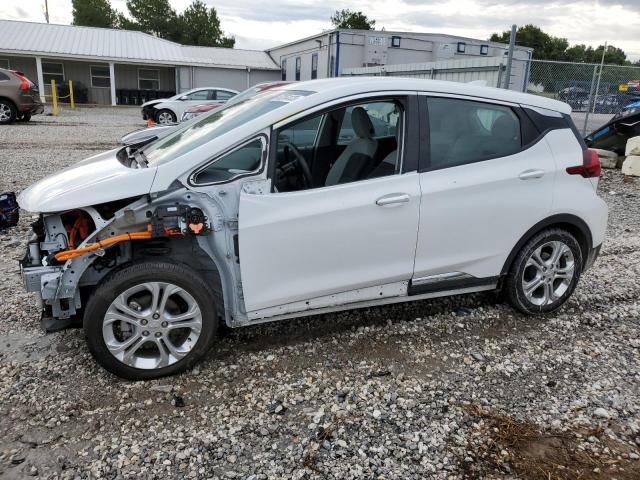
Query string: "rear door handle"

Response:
xmin=376 ymin=193 xmax=410 ymax=207
xmin=519 ymin=169 xmax=545 ymax=180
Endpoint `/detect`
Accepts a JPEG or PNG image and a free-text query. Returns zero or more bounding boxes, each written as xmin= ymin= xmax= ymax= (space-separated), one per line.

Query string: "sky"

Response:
xmin=1 ymin=0 xmax=639 ymax=60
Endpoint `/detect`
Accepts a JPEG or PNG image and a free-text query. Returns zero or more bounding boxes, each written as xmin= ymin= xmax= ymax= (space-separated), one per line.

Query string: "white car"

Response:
xmin=141 ymin=87 xmax=238 ymax=124
xmin=18 ymin=78 xmax=608 ymax=380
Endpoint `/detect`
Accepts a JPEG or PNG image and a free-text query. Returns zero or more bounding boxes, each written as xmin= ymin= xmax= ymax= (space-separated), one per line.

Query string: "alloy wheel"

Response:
xmin=157 ymin=112 xmax=174 ymax=124
xmin=521 ymin=240 xmax=575 ymax=307
xmin=0 ymin=104 xmax=11 ymax=122
xmin=102 ymin=282 xmax=203 ymax=370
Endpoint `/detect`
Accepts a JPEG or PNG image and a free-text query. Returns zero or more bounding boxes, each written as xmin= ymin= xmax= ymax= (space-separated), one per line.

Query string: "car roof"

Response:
xmin=276 ymin=77 xmax=572 ymax=114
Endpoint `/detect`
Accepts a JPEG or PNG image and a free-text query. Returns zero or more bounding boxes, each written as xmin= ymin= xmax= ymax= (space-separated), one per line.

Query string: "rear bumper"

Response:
xmin=20 ymin=102 xmax=44 ymax=116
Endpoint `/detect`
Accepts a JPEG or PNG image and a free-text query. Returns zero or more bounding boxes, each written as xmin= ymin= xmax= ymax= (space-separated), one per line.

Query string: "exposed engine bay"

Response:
xmin=19 ymin=187 xmax=245 ymax=332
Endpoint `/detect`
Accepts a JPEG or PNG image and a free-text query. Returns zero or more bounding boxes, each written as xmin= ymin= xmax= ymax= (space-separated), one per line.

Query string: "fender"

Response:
xmin=500 ymin=213 xmax=593 ymax=276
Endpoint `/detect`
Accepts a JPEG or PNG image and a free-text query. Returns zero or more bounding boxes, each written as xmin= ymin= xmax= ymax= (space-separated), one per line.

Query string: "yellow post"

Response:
xmin=69 ymin=80 xmax=75 ymax=110
xmin=51 ymin=79 xmax=58 ymax=116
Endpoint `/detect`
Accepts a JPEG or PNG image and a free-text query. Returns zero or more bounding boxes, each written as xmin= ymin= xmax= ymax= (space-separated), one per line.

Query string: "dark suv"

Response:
xmin=0 ymin=68 xmax=44 ymax=124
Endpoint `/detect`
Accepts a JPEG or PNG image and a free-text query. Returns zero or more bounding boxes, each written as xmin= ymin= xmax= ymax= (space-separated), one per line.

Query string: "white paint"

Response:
xmin=414 ymin=134 xmax=556 ymax=280
xmin=17 ymin=149 xmax=157 ymax=213
xmin=238 ymin=172 xmax=421 ymax=313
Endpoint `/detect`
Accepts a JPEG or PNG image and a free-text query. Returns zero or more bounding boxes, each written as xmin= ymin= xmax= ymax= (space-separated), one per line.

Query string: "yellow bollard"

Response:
xmin=69 ymin=80 xmax=74 ymax=110
xmin=51 ymin=79 xmax=58 ymax=116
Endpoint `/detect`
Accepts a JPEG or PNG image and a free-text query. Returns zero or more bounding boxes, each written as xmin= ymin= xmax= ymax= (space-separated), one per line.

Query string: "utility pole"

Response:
xmin=503 ymin=24 xmax=517 ymax=89
xmin=591 ymin=41 xmax=607 ymax=114
xmin=43 ymin=0 xmax=50 ymax=23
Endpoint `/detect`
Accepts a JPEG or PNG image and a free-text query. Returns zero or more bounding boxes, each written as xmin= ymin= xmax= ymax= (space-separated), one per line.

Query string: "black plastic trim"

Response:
xmin=499 ymin=214 xmax=593 ymax=276
xmin=408 ymin=276 xmax=499 ymax=296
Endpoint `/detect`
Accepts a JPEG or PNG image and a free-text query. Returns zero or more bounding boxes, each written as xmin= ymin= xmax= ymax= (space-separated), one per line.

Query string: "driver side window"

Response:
xmin=273 ymin=99 xmax=403 ymax=192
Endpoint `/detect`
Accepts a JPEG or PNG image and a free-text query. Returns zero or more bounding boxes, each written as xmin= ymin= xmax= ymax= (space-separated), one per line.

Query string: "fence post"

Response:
xmin=51 ymin=79 xmax=58 ymax=116
xmin=591 ymin=41 xmax=607 ymax=114
xmin=503 ymin=24 xmax=517 ymax=89
xmin=68 ymin=80 xmax=75 ymax=110
xmin=582 ymin=65 xmax=599 ymax=135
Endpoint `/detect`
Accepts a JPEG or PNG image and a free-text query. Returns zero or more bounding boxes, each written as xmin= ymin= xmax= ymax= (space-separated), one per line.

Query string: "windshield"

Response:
xmin=144 ymin=90 xmax=314 ymax=166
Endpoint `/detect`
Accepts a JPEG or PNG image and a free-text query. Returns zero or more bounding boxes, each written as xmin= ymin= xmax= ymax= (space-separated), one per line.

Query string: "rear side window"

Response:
xmin=0 ymin=72 xmax=9 ymax=81
xmin=427 ymin=97 xmax=521 ymax=170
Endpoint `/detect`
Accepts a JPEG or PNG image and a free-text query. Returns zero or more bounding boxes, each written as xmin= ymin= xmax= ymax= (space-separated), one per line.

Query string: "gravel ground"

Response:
xmin=1 ymin=107 xmax=639 ymax=479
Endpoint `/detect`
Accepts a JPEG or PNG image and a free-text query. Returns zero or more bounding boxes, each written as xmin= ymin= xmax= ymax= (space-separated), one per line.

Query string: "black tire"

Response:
xmin=83 ymin=261 xmax=218 ymax=380
xmin=18 ymin=113 xmax=31 ymax=122
xmin=505 ymin=228 xmax=583 ymax=315
xmin=154 ymin=109 xmax=176 ymax=124
xmin=0 ymin=99 xmax=17 ymax=124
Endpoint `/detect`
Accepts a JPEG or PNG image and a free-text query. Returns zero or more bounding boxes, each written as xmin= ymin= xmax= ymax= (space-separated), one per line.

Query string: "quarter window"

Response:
xmin=192 ymin=138 xmax=265 ymax=185
xmin=216 ymin=90 xmax=235 ymax=101
xmin=138 ymin=69 xmax=160 ymax=90
xmin=42 ymin=62 xmax=64 ymax=85
xmin=185 ymin=90 xmax=210 ymax=101
xmin=427 ymin=97 xmax=521 ymax=170
xmin=90 ymin=65 xmax=111 ymax=88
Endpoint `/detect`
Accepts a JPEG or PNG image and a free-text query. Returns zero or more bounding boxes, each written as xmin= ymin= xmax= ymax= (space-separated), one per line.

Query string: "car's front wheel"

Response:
xmin=0 ymin=100 xmax=17 ymax=124
xmin=155 ymin=109 xmax=176 ymax=124
xmin=83 ymin=261 xmax=218 ymax=380
xmin=505 ymin=228 xmax=583 ymax=315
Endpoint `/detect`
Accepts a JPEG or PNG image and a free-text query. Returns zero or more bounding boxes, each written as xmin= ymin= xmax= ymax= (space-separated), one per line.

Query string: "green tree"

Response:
xmin=490 ymin=24 xmax=628 ymax=65
xmin=72 ymin=0 xmax=118 ymax=28
xmin=331 ymin=9 xmax=375 ymax=30
xmin=121 ymin=0 xmax=180 ymax=40
xmin=179 ymin=0 xmax=235 ymax=47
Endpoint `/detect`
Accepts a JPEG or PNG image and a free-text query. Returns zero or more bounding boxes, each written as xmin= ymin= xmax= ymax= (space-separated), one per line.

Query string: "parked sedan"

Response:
xmin=19 ymin=78 xmax=607 ymax=380
xmin=0 ymin=68 xmax=43 ymax=124
xmin=141 ymin=87 xmax=238 ymax=124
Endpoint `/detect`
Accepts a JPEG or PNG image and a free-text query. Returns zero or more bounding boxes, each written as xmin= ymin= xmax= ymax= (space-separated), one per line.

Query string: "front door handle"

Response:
xmin=376 ymin=193 xmax=410 ymax=207
xmin=519 ymin=169 xmax=545 ymax=180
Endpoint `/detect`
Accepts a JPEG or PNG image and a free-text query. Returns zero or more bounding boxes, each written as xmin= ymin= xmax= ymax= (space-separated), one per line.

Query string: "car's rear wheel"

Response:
xmin=155 ymin=109 xmax=176 ymax=124
xmin=505 ymin=228 xmax=582 ymax=315
xmin=0 ymin=100 xmax=17 ymax=124
xmin=83 ymin=261 xmax=218 ymax=380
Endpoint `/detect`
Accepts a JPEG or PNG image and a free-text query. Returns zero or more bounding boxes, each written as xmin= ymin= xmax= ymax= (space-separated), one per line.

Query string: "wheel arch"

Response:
xmin=500 ymin=214 xmax=593 ymax=276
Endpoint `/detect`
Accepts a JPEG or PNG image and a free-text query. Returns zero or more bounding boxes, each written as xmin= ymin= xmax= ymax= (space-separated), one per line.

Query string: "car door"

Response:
xmin=238 ymin=95 xmax=421 ymax=316
xmin=412 ymin=95 xmax=556 ymax=290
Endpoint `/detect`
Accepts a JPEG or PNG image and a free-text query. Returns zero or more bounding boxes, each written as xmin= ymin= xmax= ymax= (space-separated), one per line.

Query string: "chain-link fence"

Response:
xmin=514 ymin=59 xmax=640 ymax=133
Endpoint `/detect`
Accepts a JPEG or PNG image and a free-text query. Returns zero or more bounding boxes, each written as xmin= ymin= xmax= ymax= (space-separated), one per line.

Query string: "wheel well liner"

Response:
xmin=500 ymin=214 xmax=593 ymax=276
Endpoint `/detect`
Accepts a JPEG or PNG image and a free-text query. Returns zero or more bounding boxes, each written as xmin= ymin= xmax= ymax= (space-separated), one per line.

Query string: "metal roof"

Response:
xmin=0 ymin=20 xmax=279 ymax=70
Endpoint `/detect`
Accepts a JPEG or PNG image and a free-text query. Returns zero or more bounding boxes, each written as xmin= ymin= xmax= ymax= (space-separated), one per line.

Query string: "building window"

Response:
xmin=90 ymin=65 xmax=111 ymax=88
xmin=0 ymin=58 xmax=9 ymax=70
xmin=281 ymin=59 xmax=286 ymax=81
xmin=311 ymin=53 xmax=318 ymax=80
xmin=295 ymin=57 xmax=301 ymax=81
xmin=43 ymin=62 xmax=64 ymax=85
xmin=138 ymin=68 xmax=160 ymax=90
xmin=391 ymin=36 xmax=401 ymax=48
xmin=480 ymin=45 xmax=489 ymax=55
xmin=457 ymin=42 xmax=466 ymax=53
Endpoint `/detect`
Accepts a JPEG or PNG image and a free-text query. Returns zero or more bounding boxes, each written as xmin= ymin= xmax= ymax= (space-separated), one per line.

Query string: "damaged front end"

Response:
xmin=20 ymin=193 xmax=220 ymax=332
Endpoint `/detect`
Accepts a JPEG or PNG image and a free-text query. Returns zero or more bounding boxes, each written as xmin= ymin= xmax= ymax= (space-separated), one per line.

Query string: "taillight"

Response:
xmin=566 ymin=149 xmax=601 ymax=178
xmin=13 ymin=72 xmax=31 ymax=90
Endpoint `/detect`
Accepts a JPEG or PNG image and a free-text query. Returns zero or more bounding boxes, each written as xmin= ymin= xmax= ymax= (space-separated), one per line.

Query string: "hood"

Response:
xmin=142 ymin=98 xmax=168 ymax=108
xmin=18 ymin=148 xmax=158 ymax=213
xmin=121 ymin=125 xmax=178 ymax=146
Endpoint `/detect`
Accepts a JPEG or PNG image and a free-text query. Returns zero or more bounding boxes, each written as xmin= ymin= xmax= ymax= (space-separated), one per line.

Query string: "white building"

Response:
xmin=267 ymin=29 xmax=532 ymax=83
